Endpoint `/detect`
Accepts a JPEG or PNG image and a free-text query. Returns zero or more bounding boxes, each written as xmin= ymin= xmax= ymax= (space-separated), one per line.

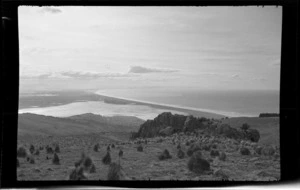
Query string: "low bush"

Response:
xmin=158 ymin=149 xmax=172 ymax=160
xmin=102 ymin=152 xmax=111 ymax=165
xmin=187 ymin=150 xmax=210 ymax=174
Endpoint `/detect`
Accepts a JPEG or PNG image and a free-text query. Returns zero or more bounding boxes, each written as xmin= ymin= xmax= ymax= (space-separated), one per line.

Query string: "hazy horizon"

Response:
xmin=19 ymin=6 xmax=281 ymax=94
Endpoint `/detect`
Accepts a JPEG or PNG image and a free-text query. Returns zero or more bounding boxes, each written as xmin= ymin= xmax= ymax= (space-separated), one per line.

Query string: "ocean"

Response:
xmin=18 ymin=89 xmax=279 ymax=119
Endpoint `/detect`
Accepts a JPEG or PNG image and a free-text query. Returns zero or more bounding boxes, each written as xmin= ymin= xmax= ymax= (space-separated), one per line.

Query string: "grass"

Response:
xmin=17 ymin=114 xmax=280 ymax=181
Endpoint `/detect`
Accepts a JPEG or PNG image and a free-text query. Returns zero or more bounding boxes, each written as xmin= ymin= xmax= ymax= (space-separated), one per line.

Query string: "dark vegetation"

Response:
xmin=259 ymin=113 xmax=279 ymax=118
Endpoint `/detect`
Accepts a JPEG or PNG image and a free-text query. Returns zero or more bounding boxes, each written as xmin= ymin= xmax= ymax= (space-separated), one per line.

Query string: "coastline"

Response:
xmin=18 ymin=90 xmax=258 ymax=120
xmin=94 ymin=90 xmax=255 ymax=118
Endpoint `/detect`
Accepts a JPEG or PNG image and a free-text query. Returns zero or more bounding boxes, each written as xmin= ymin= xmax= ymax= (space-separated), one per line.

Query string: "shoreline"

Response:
xmin=18 ymin=90 xmax=258 ymax=119
xmin=94 ymin=90 xmax=256 ymax=118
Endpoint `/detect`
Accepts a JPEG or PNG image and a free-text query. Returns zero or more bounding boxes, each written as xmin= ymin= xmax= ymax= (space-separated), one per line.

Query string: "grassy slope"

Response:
xmin=18 ymin=113 xmax=144 ymax=137
xmin=221 ymin=117 xmax=279 ymax=146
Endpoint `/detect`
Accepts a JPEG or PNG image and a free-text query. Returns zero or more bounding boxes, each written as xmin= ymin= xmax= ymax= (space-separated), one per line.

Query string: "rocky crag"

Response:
xmin=132 ymin=112 xmax=260 ymax=143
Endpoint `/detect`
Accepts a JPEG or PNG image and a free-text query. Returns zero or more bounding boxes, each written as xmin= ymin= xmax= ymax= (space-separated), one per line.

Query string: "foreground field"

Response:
xmin=17 ymin=131 xmax=280 ymax=181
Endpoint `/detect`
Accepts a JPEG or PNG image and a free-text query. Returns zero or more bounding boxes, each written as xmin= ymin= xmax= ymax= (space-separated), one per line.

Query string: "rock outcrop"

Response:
xmin=135 ymin=112 xmax=210 ymax=138
xmin=134 ymin=112 xmax=260 ymax=143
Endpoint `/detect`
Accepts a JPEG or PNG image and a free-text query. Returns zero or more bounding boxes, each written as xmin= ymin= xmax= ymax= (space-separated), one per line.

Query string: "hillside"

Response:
xmin=18 ymin=113 xmax=145 ymax=137
xmin=221 ymin=117 xmax=279 ymax=146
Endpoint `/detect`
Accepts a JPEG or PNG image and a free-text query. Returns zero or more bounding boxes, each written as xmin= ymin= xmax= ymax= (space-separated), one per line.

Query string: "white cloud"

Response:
xmin=40 ymin=7 xmax=62 ymax=14
xmin=128 ymin=66 xmax=179 ymax=74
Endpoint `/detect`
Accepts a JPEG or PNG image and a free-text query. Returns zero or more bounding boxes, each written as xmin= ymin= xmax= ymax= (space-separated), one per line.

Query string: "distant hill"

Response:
xmin=18 ymin=113 xmax=145 ymax=137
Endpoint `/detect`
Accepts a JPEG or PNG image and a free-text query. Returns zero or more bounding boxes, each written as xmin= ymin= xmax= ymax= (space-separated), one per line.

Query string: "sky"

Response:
xmin=18 ymin=6 xmax=282 ymax=93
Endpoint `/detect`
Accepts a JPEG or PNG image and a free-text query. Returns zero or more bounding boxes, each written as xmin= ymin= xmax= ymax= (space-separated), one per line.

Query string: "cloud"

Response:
xmin=40 ymin=7 xmax=62 ymax=14
xmin=128 ymin=66 xmax=178 ymax=74
xmin=60 ymin=71 xmax=132 ymax=79
xmin=231 ymin=74 xmax=239 ymax=78
xmin=21 ymin=71 xmax=132 ymax=80
xmin=251 ymin=77 xmax=268 ymax=82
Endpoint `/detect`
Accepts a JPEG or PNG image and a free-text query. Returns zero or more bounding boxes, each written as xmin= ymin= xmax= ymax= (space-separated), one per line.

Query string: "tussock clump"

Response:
xmin=158 ymin=149 xmax=172 ymax=160
xmin=203 ymin=144 xmax=211 ymax=151
xmin=17 ymin=146 xmax=28 ymax=158
xmin=187 ymin=144 xmax=201 ymax=157
xmin=211 ymin=144 xmax=217 ymax=149
xmin=90 ymin=164 xmax=96 ymax=173
xmin=177 ymin=144 xmax=181 ymax=149
xmin=214 ymin=169 xmax=230 ymax=180
xmin=137 ymin=145 xmax=143 ymax=152
xmin=210 ymin=150 xmax=220 ymax=157
xmin=262 ymin=146 xmax=275 ymax=156
xmin=29 ymin=156 xmax=35 ymax=164
xmin=54 ymin=145 xmax=60 ymax=153
xmin=29 ymin=144 xmax=35 ymax=154
xmin=111 ymin=144 xmax=115 ymax=148
xmin=219 ymin=152 xmax=226 ymax=161
xmin=107 ymin=145 xmax=111 ymax=152
xmin=17 ymin=158 xmax=20 ymax=167
xmin=107 ymin=162 xmax=126 ymax=180
xmin=255 ymin=146 xmax=262 ymax=155
xmin=102 ymin=152 xmax=112 ymax=165
xmin=185 ymin=141 xmax=190 ymax=146
xmin=187 ymin=150 xmax=210 ymax=174
xmin=93 ymin=144 xmax=99 ymax=152
xmin=240 ymin=147 xmax=251 ymax=155
xmin=83 ymin=156 xmax=93 ymax=169
xmin=177 ymin=149 xmax=185 ymax=159
xmin=69 ymin=166 xmax=87 ymax=180
xmin=46 ymin=147 xmax=54 ymax=154
xmin=74 ymin=153 xmax=96 ymax=172
xmin=52 ymin=153 xmax=60 ymax=165
xmin=34 ymin=150 xmax=40 ymax=156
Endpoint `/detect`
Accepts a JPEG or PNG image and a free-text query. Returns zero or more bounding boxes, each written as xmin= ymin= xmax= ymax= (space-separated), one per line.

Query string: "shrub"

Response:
xmin=255 ymin=146 xmax=262 ymax=155
xmin=119 ymin=149 xmax=123 ymax=158
xmin=185 ymin=141 xmax=190 ymax=146
xmin=240 ymin=123 xmax=250 ymax=131
xmin=34 ymin=150 xmax=40 ymax=156
xmin=90 ymin=164 xmax=96 ymax=173
xmin=137 ymin=145 xmax=143 ymax=152
xmin=211 ymin=144 xmax=217 ymax=149
xmin=219 ymin=152 xmax=226 ymax=161
xmin=83 ymin=156 xmax=93 ymax=169
xmin=177 ymin=144 xmax=181 ymax=149
xmin=53 ymin=153 xmax=60 ymax=165
xmin=107 ymin=162 xmax=124 ymax=180
xmin=177 ymin=149 xmax=185 ymax=159
xmin=214 ymin=169 xmax=230 ymax=180
xmin=111 ymin=144 xmax=115 ymax=148
xmin=107 ymin=145 xmax=111 ymax=152
xmin=158 ymin=149 xmax=172 ymax=160
xmin=17 ymin=146 xmax=28 ymax=158
xmin=17 ymin=158 xmax=20 ymax=167
xmin=69 ymin=166 xmax=87 ymax=180
xmin=93 ymin=144 xmax=99 ymax=152
xmin=187 ymin=144 xmax=201 ymax=157
xmin=29 ymin=156 xmax=35 ymax=164
xmin=187 ymin=150 xmax=210 ymax=174
xmin=47 ymin=147 xmax=54 ymax=154
xmin=240 ymin=147 xmax=251 ymax=155
xmin=203 ymin=144 xmax=211 ymax=151
xmin=55 ymin=145 xmax=60 ymax=153
xmin=210 ymin=150 xmax=220 ymax=157
xmin=102 ymin=152 xmax=111 ymax=165
xmin=262 ymin=146 xmax=275 ymax=156
xmin=29 ymin=144 xmax=35 ymax=154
